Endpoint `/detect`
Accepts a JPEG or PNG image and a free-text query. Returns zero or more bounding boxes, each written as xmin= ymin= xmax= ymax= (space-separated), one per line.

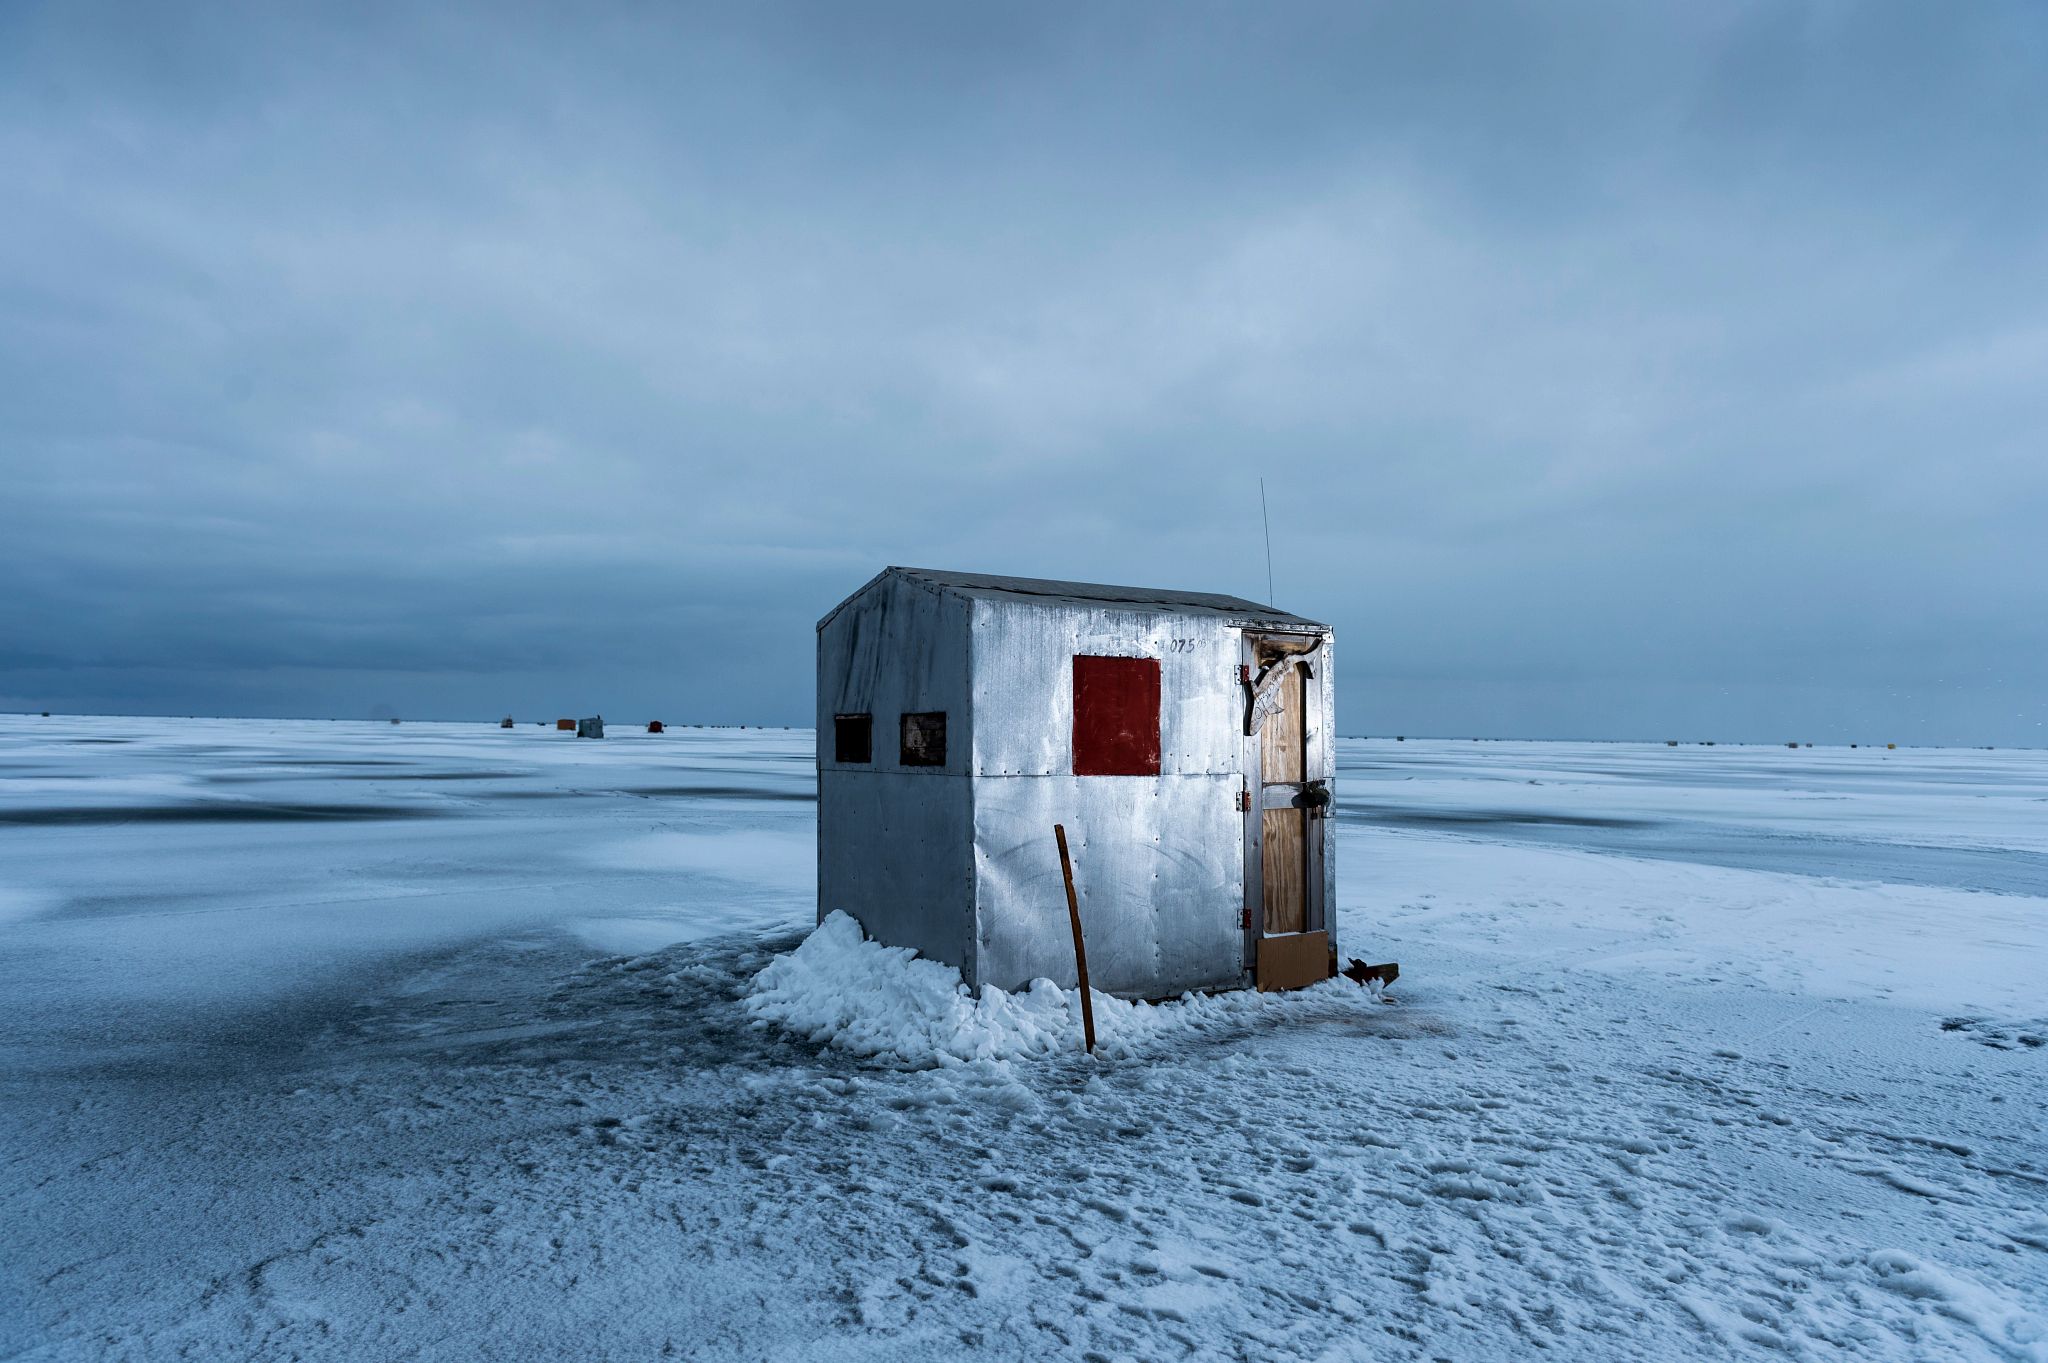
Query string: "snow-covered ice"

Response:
xmin=2 ymin=716 xmax=2043 ymax=1361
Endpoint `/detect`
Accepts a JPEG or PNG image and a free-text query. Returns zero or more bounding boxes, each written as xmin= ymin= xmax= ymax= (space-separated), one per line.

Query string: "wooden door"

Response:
xmin=1258 ymin=648 xmax=1309 ymax=934
xmin=1244 ymin=634 xmax=1327 ymax=988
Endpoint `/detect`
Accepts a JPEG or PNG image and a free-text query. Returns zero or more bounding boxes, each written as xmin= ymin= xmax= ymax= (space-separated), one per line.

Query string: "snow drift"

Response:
xmin=743 ymin=909 xmax=1376 ymax=1067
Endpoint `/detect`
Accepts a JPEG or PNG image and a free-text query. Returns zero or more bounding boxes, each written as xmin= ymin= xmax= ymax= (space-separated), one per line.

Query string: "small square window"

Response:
xmin=900 ymin=712 xmax=947 ymax=767
xmin=833 ymin=713 xmax=872 ymax=763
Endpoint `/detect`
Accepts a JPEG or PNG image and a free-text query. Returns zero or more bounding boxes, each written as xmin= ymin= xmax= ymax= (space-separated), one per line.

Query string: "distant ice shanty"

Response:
xmin=816 ymin=567 xmax=1336 ymax=1000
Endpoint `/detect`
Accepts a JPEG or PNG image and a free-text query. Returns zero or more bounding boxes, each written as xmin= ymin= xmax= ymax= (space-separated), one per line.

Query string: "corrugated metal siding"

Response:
xmin=818 ymin=770 xmax=977 ymax=975
xmin=968 ymin=598 xmax=1250 ymax=998
xmin=972 ymin=772 xmax=1244 ymax=998
xmin=816 ymin=572 xmax=978 ymax=978
xmin=969 ymin=599 xmax=1243 ymax=777
xmin=816 ymin=572 xmax=974 ymax=779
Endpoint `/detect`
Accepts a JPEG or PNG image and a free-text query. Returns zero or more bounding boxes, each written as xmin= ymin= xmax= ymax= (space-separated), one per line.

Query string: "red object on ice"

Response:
xmin=1072 ymin=655 xmax=1160 ymax=777
xmin=648 ymin=720 xmax=664 ymax=733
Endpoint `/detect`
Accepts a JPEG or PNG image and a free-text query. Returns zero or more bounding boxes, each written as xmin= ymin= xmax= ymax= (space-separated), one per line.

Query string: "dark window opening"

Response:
xmin=833 ymin=713 xmax=872 ymax=763
xmin=900 ymin=712 xmax=947 ymax=767
xmin=1073 ymin=655 xmax=1161 ymax=776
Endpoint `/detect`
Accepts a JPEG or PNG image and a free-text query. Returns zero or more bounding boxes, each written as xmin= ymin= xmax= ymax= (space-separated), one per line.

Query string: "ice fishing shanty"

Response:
xmin=816 ymin=567 xmax=1336 ymax=1000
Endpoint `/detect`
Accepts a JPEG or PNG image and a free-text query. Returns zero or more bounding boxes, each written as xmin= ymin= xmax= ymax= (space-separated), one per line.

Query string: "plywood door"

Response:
xmin=1258 ymin=654 xmax=1309 ymax=936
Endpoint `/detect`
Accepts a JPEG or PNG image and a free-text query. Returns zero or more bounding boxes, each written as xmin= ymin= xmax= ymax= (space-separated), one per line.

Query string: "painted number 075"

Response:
xmin=1167 ymin=638 xmax=1197 ymax=653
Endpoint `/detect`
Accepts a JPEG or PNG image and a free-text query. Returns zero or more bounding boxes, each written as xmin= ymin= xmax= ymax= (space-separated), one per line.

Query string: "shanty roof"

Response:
xmin=821 ymin=566 xmax=1327 ymax=630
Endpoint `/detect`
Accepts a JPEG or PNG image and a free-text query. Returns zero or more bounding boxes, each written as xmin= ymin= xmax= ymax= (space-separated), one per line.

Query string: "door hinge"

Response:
xmin=1241 ymin=906 xmax=1252 ymax=931
xmin=1236 ymin=787 xmax=1252 ymax=812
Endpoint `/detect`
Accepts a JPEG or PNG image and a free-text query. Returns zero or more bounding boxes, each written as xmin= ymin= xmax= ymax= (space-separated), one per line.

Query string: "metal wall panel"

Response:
xmin=817 ymin=769 xmax=977 ymax=976
xmin=972 ymin=772 xmax=1245 ymax=998
xmin=816 ymin=573 xmax=973 ymax=777
xmin=817 ymin=572 xmax=978 ymax=977
xmin=969 ymin=599 xmax=1244 ymax=778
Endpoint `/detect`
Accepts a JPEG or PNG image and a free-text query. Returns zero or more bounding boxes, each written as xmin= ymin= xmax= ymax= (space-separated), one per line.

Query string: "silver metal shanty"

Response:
xmin=816 ymin=567 xmax=1335 ymax=1000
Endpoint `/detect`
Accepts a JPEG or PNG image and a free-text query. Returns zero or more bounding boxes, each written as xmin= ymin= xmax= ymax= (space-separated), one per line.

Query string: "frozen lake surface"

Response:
xmin=2 ymin=716 xmax=2044 ymax=1361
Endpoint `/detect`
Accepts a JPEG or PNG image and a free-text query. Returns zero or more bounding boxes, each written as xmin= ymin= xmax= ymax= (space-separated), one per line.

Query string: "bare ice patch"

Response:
xmin=0 ymin=884 xmax=55 ymax=926
xmin=564 ymin=915 xmax=708 ymax=954
xmin=583 ymin=829 xmax=814 ymax=896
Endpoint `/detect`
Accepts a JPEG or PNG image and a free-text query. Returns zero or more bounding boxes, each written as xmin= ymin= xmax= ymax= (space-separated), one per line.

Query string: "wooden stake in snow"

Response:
xmin=1053 ymin=823 xmax=1096 ymax=1055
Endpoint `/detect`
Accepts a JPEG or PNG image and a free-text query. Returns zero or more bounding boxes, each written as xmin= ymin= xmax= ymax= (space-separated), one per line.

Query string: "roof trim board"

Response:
xmin=818 ymin=566 xmax=1327 ymax=631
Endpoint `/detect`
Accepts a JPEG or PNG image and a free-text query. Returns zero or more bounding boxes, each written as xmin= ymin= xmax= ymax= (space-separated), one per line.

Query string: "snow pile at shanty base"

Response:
xmin=5 ymin=718 xmax=2048 ymax=1363
xmin=745 ymin=910 xmax=1381 ymax=1066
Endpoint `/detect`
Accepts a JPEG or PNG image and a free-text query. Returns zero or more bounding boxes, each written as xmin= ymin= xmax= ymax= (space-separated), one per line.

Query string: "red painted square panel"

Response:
xmin=1073 ymin=655 xmax=1161 ymax=776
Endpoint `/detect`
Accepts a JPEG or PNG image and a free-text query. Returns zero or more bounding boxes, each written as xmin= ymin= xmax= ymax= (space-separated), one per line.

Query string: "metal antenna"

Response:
xmin=1259 ymin=477 xmax=1275 ymax=604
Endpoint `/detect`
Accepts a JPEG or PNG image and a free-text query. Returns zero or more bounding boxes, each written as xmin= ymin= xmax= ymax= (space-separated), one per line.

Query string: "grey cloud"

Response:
xmin=2 ymin=1 xmax=2043 ymax=742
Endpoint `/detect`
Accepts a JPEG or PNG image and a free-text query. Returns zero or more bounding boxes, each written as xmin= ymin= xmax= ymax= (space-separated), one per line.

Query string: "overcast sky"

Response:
xmin=3 ymin=1 xmax=2043 ymax=744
